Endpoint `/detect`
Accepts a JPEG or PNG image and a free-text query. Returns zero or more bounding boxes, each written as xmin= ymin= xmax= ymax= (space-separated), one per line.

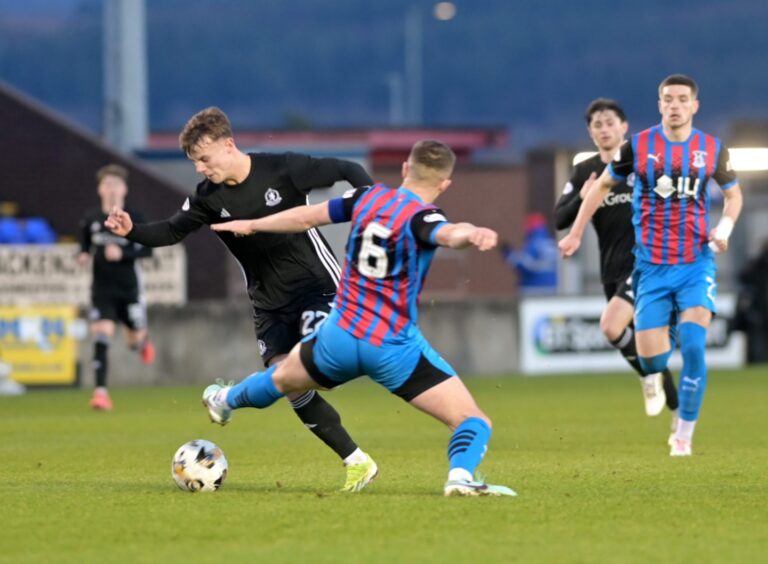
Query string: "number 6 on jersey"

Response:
xmin=357 ymin=222 xmax=392 ymax=278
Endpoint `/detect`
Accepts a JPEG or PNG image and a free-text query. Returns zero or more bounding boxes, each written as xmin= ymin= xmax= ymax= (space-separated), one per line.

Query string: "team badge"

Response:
xmin=258 ymin=340 xmax=267 ymax=356
xmin=692 ymin=151 xmax=707 ymax=168
xmin=265 ymin=188 xmax=282 ymax=207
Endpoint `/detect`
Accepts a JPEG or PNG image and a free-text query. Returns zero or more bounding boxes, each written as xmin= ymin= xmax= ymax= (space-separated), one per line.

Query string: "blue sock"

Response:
xmin=678 ymin=322 xmax=708 ymax=421
xmin=448 ymin=417 xmax=491 ymax=478
xmin=639 ymin=349 xmax=672 ymax=375
xmin=226 ymin=365 xmax=284 ymax=409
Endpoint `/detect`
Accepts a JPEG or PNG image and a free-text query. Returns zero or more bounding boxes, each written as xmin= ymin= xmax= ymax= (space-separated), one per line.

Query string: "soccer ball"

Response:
xmin=171 ymin=439 xmax=228 ymax=492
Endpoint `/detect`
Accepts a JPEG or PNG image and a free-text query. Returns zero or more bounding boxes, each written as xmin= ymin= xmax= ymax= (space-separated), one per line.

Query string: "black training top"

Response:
xmin=80 ymin=207 xmax=152 ymax=296
xmin=125 ymin=152 xmax=373 ymax=310
xmin=554 ymin=152 xmax=635 ymax=283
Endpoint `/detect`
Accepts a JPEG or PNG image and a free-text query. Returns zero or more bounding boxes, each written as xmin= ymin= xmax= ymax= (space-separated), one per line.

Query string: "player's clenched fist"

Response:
xmin=104 ymin=206 xmax=133 ymax=236
xmin=558 ymin=232 xmax=582 ymax=257
xmin=469 ymin=227 xmax=498 ymax=251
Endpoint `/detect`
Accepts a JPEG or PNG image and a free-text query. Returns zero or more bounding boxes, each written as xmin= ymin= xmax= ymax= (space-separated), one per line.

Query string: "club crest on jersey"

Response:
xmin=692 ymin=150 xmax=707 ymax=168
xmin=265 ymin=188 xmax=282 ymax=207
xmin=257 ymin=339 xmax=267 ymax=356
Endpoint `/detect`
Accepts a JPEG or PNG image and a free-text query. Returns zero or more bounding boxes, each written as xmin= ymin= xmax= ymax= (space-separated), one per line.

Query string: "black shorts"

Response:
xmin=252 ymin=292 xmax=336 ymax=365
xmin=602 ymin=272 xmax=635 ymax=305
xmin=89 ymin=292 xmax=147 ymax=331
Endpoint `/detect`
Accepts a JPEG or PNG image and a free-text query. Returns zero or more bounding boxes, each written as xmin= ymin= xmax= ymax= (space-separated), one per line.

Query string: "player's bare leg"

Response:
xmin=602 ymin=297 xmax=677 ymax=415
xmin=408 ymin=377 xmax=516 ymax=497
xmin=90 ymin=320 xmax=115 ymax=410
xmin=202 ymin=345 xmax=378 ymax=492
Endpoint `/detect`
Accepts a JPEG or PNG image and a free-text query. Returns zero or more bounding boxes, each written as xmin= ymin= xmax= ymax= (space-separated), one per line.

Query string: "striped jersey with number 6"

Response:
xmin=334 ymin=184 xmax=448 ymax=346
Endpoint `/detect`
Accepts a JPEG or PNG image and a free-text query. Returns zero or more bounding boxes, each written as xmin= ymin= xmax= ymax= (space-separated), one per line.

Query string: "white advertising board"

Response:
xmin=520 ymin=295 xmax=744 ymax=375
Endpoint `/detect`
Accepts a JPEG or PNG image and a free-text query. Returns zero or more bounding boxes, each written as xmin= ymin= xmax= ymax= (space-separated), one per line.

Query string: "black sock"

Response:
xmin=611 ymin=327 xmax=680 ymax=411
xmin=93 ymin=337 xmax=109 ymax=388
xmin=661 ymin=368 xmax=679 ymax=410
xmin=290 ymin=390 xmax=358 ymax=460
xmin=610 ymin=326 xmax=644 ymax=376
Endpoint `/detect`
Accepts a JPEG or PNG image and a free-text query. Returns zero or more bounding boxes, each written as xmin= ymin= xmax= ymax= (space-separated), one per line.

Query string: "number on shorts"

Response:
xmin=357 ymin=222 xmax=392 ymax=278
xmin=301 ymin=310 xmax=329 ymax=336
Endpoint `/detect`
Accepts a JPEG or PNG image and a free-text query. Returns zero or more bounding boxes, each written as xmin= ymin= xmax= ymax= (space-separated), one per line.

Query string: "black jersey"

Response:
xmin=553 ymin=152 xmax=635 ymax=283
xmin=126 ymin=152 xmax=373 ymax=310
xmin=80 ymin=207 xmax=152 ymax=296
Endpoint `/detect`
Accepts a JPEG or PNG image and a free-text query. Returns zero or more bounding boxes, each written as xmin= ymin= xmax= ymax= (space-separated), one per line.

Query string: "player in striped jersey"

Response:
xmin=555 ymin=99 xmax=678 ymax=419
xmin=559 ymin=75 xmax=743 ymax=456
xmin=204 ymin=140 xmax=516 ymax=496
xmin=106 ymin=107 xmax=378 ymax=491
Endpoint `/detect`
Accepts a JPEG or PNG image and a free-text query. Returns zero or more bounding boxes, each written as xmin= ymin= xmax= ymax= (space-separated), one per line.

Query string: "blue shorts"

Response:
xmin=299 ymin=312 xmax=456 ymax=401
xmin=633 ymin=258 xmax=717 ymax=331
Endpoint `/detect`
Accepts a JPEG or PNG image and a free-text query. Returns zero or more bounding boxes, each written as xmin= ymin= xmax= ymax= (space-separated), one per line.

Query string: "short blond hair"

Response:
xmin=408 ymin=140 xmax=456 ymax=182
xmin=179 ymin=107 xmax=233 ymax=154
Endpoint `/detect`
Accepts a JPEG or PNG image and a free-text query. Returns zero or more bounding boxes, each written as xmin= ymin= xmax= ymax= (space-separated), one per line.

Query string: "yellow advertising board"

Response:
xmin=0 ymin=305 xmax=78 ymax=385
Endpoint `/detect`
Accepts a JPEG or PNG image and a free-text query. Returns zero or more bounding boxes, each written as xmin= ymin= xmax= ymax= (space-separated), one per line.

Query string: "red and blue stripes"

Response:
xmin=632 ymin=126 xmax=719 ymax=266
xmin=335 ymin=184 xmax=436 ymax=346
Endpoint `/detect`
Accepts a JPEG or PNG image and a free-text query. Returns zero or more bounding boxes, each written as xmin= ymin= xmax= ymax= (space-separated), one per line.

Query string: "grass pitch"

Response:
xmin=3 ymin=368 xmax=767 ymax=563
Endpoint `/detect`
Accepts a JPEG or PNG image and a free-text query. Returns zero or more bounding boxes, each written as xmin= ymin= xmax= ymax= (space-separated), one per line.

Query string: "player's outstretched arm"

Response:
xmin=434 ymin=223 xmax=498 ymax=251
xmin=558 ymin=169 xmax=617 ymax=257
xmin=709 ymin=183 xmax=743 ymax=253
xmin=211 ymin=202 xmax=333 ymax=236
xmin=105 ymin=206 xmax=201 ymax=247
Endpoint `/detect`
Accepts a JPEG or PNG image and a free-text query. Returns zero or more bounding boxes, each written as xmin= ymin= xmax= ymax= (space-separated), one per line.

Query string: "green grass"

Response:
xmin=2 ymin=369 xmax=768 ymax=563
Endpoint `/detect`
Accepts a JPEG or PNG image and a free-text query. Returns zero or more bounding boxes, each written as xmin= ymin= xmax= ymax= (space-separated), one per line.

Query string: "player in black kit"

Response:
xmin=554 ymin=99 xmax=679 ymax=422
xmin=78 ymin=164 xmax=155 ymax=411
xmin=105 ymin=107 xmax=378 ymax=492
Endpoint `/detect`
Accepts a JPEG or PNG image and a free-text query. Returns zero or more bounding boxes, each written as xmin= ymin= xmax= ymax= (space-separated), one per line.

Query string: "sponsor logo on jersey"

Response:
xmin=692 ymin=150 xmax=707 ymax=168
xmin=601 ymin=192 xmax=632 ymax=207
xmin=220 ymin=208 xmax=231 ymax=218
xmin=653 ymin=174 xmax=701 ymax=199
xmin=647 ymin=153 xmax=661 ymax=163
xmin=342 ymin=188 xmax=357 ymax=198
xmin=182 ymin=198 xmax=190 ymax=211
xmin=653 ymin=175 xmax=675 ymax=199
xmin=423 ymin=212 xmax=447 ymax=223
xmin=265 ymin=188 xmax=282 ymax=207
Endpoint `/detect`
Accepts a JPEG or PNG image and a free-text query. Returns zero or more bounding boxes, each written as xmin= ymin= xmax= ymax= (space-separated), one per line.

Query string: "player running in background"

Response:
xmin=559 ymin=75 xmax=743 ymax=456
xmin=203 ymin=140 xmax=516 ymax=497
xmin=555 ymin=99 xmax=679 ymax=420
xmin=105 ymin=107 xmax=377 ymax=491
xmin=77 ymin=164 xmax=155 ymax=411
